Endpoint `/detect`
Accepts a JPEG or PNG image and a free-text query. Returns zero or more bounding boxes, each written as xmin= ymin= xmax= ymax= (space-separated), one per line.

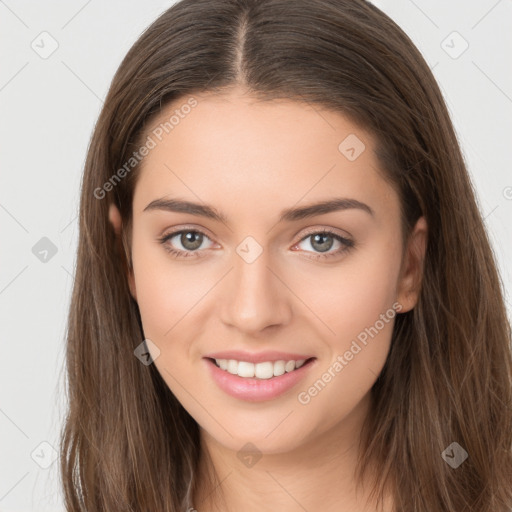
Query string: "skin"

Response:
xmin=109 ymin=85 xmax=427 ymax=512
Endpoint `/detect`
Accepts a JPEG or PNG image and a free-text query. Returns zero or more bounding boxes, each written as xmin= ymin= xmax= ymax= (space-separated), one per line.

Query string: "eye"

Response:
xmin=158 ymin=228 xmax=215 ymax=258
xmin=158 ymin=227 xmax=354 ymax=261
xmin=292 ymin=228 xmax=354 ymax=260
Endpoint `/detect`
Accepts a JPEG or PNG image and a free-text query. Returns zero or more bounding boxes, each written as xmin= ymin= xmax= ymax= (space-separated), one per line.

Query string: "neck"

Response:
xmin=192 ymin=392 xmax=394 ymax=512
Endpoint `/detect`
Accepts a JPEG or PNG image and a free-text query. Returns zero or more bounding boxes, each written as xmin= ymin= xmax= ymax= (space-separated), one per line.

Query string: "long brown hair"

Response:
xmin=60 ymin=0 xmax=512 ymax=510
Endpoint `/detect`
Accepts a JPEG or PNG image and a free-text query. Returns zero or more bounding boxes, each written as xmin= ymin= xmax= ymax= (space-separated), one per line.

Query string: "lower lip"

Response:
xmin=203 ymin=358 xmax=316 ymax=402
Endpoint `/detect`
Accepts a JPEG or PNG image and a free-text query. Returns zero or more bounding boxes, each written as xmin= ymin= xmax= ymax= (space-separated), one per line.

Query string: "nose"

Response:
xmin=219 ymin=245 xmax=293 ymax=335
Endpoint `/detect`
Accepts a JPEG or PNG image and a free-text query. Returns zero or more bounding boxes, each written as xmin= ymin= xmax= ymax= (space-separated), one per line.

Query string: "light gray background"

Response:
xmin=1 ymin=1 xmax=511 ymax=510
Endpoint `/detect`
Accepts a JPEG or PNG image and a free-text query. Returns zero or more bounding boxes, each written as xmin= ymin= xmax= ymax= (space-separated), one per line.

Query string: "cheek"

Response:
xmin=130 ymin=238 xmax=197 ymax=340
xmin=288 ymin=237 xmax=401 ymax=401
xmin=292 ymin=270 xmax=400 ymax=432
xmin=289 ymin=235 xmax=402 ymax=348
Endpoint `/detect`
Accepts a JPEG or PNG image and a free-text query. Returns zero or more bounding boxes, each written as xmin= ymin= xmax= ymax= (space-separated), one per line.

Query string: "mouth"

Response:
xmin=203 ymin=356 xmax=317 ymax=402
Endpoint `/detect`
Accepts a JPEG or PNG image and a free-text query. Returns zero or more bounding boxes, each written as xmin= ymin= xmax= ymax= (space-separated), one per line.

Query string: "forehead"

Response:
xmin=132 ymin=89 xmax=398 ymax=223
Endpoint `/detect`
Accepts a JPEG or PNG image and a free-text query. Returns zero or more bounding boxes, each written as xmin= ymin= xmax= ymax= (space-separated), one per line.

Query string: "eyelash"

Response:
xmin=157 ymin=227 xmax=355 ymax=261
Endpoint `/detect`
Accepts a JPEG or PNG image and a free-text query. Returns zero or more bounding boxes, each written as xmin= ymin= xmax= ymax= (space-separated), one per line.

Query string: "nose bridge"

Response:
xmin=220 ymin=238 xmax=291 ymax=333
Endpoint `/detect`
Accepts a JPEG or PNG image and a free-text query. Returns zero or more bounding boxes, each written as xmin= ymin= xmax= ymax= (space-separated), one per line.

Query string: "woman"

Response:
xmin=60 ymin=0 xmax=512 ymax=510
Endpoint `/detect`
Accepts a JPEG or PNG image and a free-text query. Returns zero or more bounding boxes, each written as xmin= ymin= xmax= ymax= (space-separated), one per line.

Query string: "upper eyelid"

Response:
xmin=160 ymin=225 xmax=216 ymax=245
xmin=299 ymin=226 xmax=352 ymax=240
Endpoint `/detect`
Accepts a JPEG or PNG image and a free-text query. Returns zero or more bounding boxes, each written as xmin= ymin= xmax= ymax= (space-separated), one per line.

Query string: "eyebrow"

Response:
xmin=143 ymin=197 xmax=374 ymax=223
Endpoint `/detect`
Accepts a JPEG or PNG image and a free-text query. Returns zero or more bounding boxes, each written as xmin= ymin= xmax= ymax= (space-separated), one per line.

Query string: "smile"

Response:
xmin=204 ymin=356 xmax=317 ymax=402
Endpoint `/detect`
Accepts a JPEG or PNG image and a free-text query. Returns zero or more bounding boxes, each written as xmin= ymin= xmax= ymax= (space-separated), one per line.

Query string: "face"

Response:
xmin=110 ymin=86 xmax=426 ymax=455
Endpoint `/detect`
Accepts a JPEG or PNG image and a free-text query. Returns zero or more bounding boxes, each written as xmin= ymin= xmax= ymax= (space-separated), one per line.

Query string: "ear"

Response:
xmin=108 ymin=203 xmax=137 ymax=301
xmin=396 ymin=216 xmax=427 ymax=313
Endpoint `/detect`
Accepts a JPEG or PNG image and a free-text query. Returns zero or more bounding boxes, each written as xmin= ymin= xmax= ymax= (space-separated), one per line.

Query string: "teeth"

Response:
xmin=214 ymin=358 xmax=309 ymax=379
xmin=284 ymin=360 xmax=295 ymax=372
xmin=227 ymin=359 xmax=238 ymax=374
xmin=237 ymin=361 xmax=255 ymax=378
xmin=273 ymin=360 xmax=285 ymax=376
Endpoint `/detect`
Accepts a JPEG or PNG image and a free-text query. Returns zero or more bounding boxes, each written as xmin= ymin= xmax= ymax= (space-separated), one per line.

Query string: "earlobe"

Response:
xmin=108 ymin=203 xmax=137 ymax=301
xmin=396 ymin=216 xmax=428 ymax=313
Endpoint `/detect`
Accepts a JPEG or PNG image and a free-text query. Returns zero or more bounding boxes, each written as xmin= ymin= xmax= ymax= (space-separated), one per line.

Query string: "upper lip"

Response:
xmin=203 ymin=350 xmax=315 ymax=364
